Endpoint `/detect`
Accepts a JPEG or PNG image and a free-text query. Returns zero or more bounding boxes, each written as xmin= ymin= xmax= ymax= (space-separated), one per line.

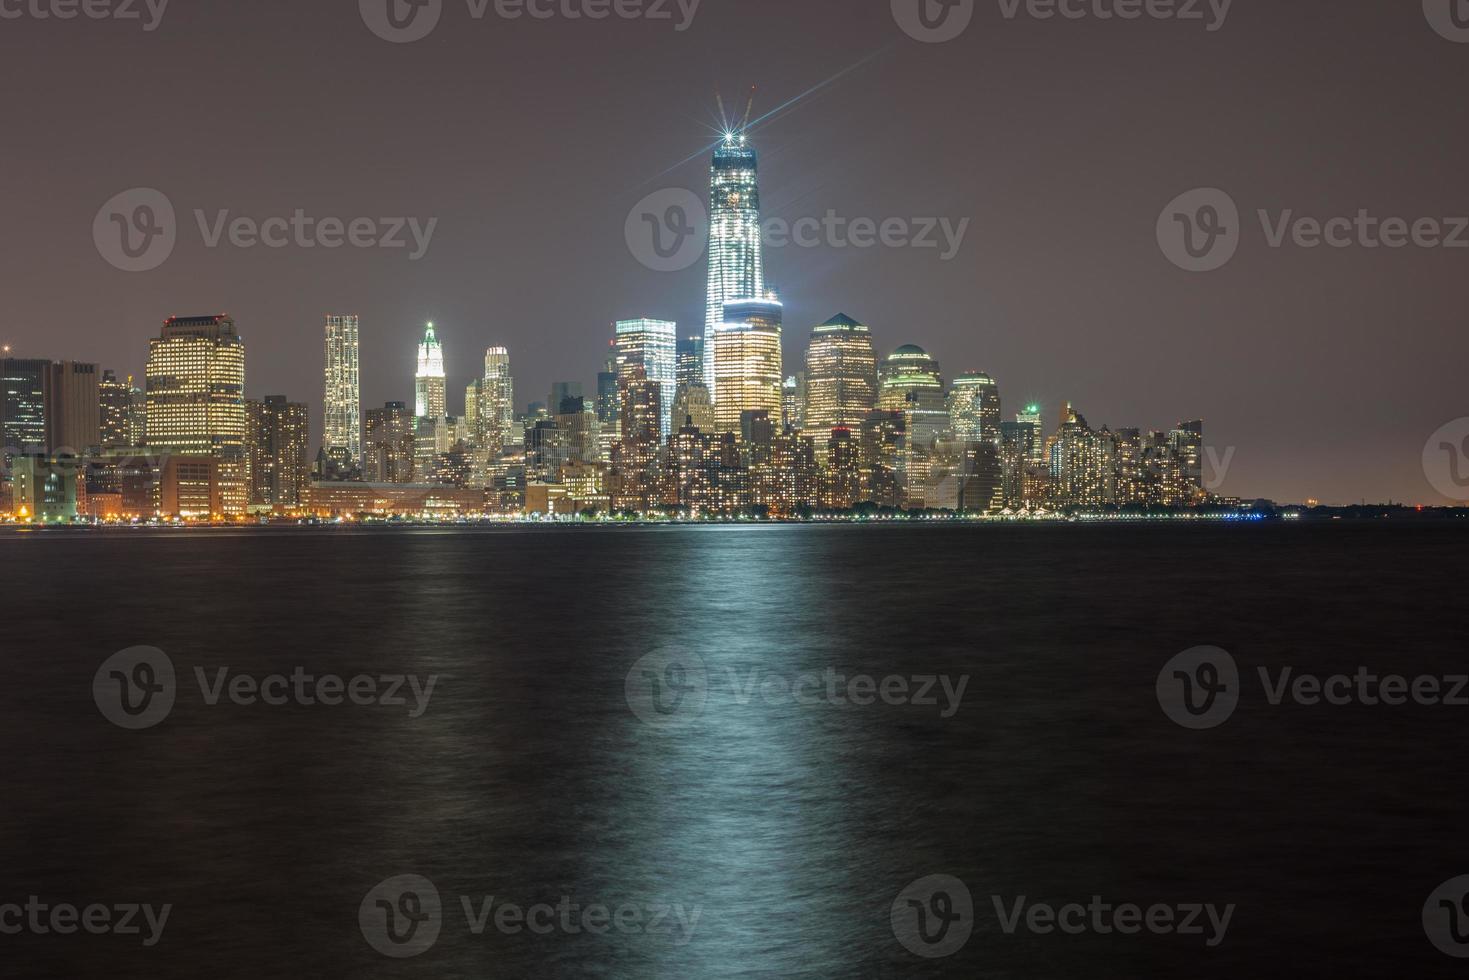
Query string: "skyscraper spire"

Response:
xmin=415 ymin=322 xmax=446 ymax=418
xmin=704 ymin=98 xmax=765 ymax=400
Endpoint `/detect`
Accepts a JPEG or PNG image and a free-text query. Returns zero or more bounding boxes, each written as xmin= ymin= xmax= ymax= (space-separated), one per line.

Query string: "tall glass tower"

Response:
xmin=802 ymin=313 xmax=878 ymax=442
xmin=481 ymin=347 xmax=515 ymax=449
xmin=712 ymin=299 xmax=783 ymax=435
xmin=704 ymin=129 xmax=764 ymax=398
xmin=415 ymin=323 xmax=446 ymax=418
xmin=615 ymin=319 xmax=677 ymax=443
xmin=145 ymin=315 xmax=247 ymax=455
xmin=324 ymin=314 xmax=361 ymax=468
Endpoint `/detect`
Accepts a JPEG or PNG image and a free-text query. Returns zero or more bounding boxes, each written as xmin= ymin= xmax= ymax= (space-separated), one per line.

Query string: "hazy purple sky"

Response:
xmin=2 ymin=0 xmax=1465 ymax=504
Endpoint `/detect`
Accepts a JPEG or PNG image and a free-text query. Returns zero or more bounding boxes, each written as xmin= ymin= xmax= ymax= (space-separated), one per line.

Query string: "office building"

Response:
xmin=948 ymin=372 xmax=1001 ymax=445
xmin=614 ymin=318 xmax=677 ymax=442
xmin=712 ymin=298 xmax=783 ymax=435
xmin=414 ymin=323 xmax=446 ymax=419
xmin=145 ymin=315 xmax=247 ymax=456
xmin=704 ymin=127 xmax=765 ymax=394
xmin=246 ymin=396 xmax=309 ymax=510
xmin=324 ymin=314 xmax=362 ymax=469
xmin=802 ymin=313 xmax=878 ymax=443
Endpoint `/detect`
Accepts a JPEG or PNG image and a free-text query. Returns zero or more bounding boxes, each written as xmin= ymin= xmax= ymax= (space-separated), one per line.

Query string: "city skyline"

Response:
xmin=3 ymin=4 xmax=1466 ymax=504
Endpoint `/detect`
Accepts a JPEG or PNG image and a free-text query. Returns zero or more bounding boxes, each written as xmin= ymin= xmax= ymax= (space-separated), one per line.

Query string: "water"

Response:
xmin=1 ymin=522 xmax=1464 ymax=978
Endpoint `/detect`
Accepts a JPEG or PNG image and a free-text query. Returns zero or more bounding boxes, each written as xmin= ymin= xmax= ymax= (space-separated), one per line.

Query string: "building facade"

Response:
xmin=948 ymin=372 xmax=1002 ymax=445
xmin=802 ymin=313 xmax=878 ymax=444
xmin=145 ymin=315 xmax=247 ymax=456
xmin=246 ymin=396 xmax=309 ymax=510
xmin=614 ymin=318 xmax=677 ymax=443
xmin=414 ymin=323 xmax=446 ymax=419
xmin=712 ymin=299 xmax=783 ymax=435
xmin=364 ymin=402 xmax=417 ymax=484
xmin=704 ymin=128 xmax=765 ymax=395
xmin=323 ymin=314 xmax=362 ymax=469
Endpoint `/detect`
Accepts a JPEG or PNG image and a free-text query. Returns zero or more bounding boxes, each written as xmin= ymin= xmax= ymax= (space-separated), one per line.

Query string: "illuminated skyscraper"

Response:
xmin=365 ymin=402 xmax=417 ymax=484
xmin=0 ymin=358 xmax=51 ymax=454
xmin=414 ymin=323 xmax=446 ymax=418
xmin=145 ymin=315 xmax=247 ymax=455
xmin=677 ymin=334 xmax=704 ymax=388
xmin=878 ymin=345 xmax=947 ymax=506
xmin=614 ymin=318 xmax=677 ymax=442
xmin=802 ymin=313 xmax=878 ymax=443
xmin=611 ymin=365 xmax=663 ymax=512
xmin=1016 ymin=404 xmax=1046 ymax=466
xmin=324 ymin=314 xmax=362 ymax=468
xmin=1171 ymin=420 xmax=1205 ymax=498
xmin=481 ymin=347 xmax=515 ymax=449
xmin=246 ymin=395 xmax=309 ymax=509
xmin=99 ymin=370 xmax=132 ymax=448
xmin=712 ymin=299 xmax=783 ymax=435
xmin=948 ymin=372 xmax=1001 ymax=445
xmin=704 ymin=128 xmax=764 ymax=395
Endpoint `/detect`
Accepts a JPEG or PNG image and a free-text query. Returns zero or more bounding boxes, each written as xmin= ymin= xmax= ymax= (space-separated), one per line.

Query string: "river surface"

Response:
xmin=1 ymin=522 xmax=1463 ymax=977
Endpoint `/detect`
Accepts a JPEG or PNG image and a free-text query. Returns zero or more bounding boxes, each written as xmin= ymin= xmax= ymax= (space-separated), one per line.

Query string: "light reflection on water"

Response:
xmin=0 ymin=523 xmax=1462 ymax=978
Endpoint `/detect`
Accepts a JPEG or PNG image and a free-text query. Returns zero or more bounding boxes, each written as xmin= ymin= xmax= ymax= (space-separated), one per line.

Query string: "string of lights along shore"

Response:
xmin=2 ymin=113 xmax=1216 ymax=523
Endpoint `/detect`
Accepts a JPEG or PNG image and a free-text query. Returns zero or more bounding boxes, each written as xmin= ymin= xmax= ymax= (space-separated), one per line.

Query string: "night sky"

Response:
xmin=2 ymin=0 xmax=1465 ymax=504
